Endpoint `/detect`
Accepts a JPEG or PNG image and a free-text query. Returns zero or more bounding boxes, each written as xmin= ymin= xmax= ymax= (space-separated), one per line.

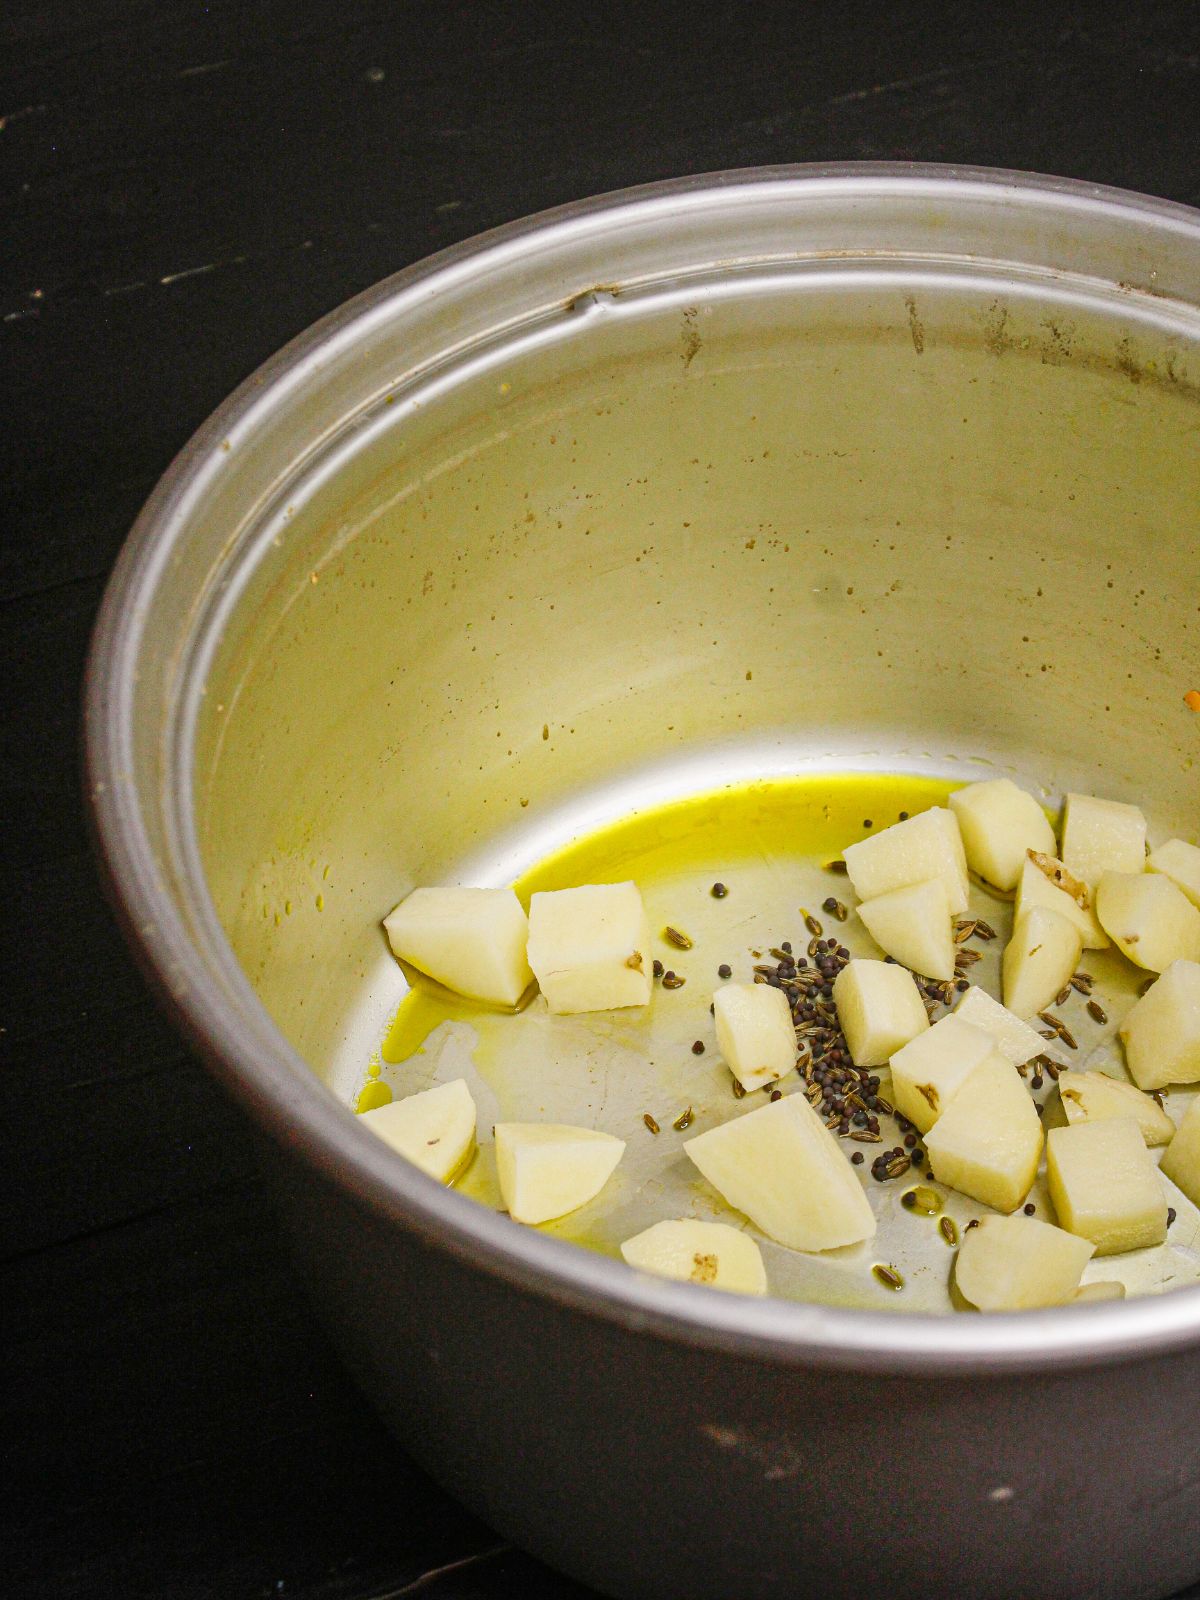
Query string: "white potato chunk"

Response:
xmin=951 ymin=984 xmax=1068 ymax=1066
xmin=684 ymin=1093 xmax=875 ymax=1252
xmin=495 ymin=1123 xmax=625 ymax=1224
xmin=620 ymin=1219 xmax=767 ymax=1295
xmin=526 ymin=882 xmax=652 ymax=1013
xmin=1096 ymin=871 xmax=1200 ymax=972
xmin=713 ymin=982 xmax=796 ymax=1092
xmin=1061 ymin=792 xmax=1147 ymax=884
xmin=832 ymin=958 xmax=929 ymax=1067
xmin=384 ymin=886 xmax=532 ymax=1006
xmin=1160 ymin=1097 xmax=1200 ymax=1209
xmin=1119 ymin=959 xmax=1200 ymax=1089
xmin=948 ymin=778 xmax=1056 ymax=892
xmin=1148 ymin=838 xmax=1200 ymax=908
xmin=857 ymin=876 xmax=954 ymax=981
xmin=1045 ymin=1119 xmax=1168 ymax=1255
xmin=1001 ymin=906 xmax=1084 ymax=1019
xmin=923 ymin=1053 xmax=1043 ymax=1213
xmin=1014 ymin=853 xmax=1107 ymax=950
xmin=842 ymin=807 xmax=969 ymax=915
xmin=955 ymin=1214 xmax=1094 ymax=1311
xmin=359 ymin=1078 xmax=477 ymax=1183
xmin=1054 ymin=1070 xmax=1176 ymax=1147
xmin=889 ymin=1014 xmax=995 ymax=1133
xmin=1071 ymin=1280 xmax=1126 ymax=1304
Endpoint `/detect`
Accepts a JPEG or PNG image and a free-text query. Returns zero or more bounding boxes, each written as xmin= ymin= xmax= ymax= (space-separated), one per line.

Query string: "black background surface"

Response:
xmin=4 ymin=4 xmax=1200 ymax=1596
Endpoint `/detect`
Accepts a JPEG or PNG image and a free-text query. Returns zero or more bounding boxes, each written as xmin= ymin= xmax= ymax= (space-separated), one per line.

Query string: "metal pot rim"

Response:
xmin=84 ymin=161 xmax=1200 ymax=1374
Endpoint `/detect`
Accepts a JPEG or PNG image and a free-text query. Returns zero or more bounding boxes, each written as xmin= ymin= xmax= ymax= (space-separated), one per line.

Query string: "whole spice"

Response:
xmin=672 ymin=1106 xmax=694 ymax=1131
xmin=663 ymin=925 xmax=693 ymax=950
xmin=710 ymin=881 xmax=728 ymax=898
xmin=643 ymin=1113 xmax=661 ymax=1135
xmin=1086 ymin=1000 xmax=1108 ymax=1025
xmin=872 ymin=1263 xmax=904 ymax=1291
xmin=939 ymin=1216 xmax=959 ymax=1247
xmin=661 ymin=972 xmax=686 ymax=990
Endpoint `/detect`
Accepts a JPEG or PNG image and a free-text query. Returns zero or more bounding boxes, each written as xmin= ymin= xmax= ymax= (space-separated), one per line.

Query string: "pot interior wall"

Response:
xmin=193 ymin=270 xmax=1200 ymax=1093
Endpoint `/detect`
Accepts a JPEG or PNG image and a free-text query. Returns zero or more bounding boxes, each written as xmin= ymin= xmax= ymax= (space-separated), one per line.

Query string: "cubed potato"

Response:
xmin=1119 ymin=959 xmax=1200 ymax=1089
xmin=1055 ymin=1070 xmax=1176 ymax=1146
xmin=713 ymin=981 xmax=797 ymax=1092
xmin=384 ymin=886 xmax=532 ymax=1006
xmin=948 ymin=778 xmax=1056 ymax=892
xmin=1071 ymin=1281 xmax=1127 ymax=1304
xmin=833 ymin=958 xmax=929 ymax=1067
xmin=620 ymin=1219 xmax=768 ymax=1295
xmin=954 ymin=1214 xmax=1095 ymax=1311
xmin=952 ymin=984 xmax=1069 ymax=1067
xmin=889 ymin=1014 xmax=995 ymax=1133
xmin=1014 ymin=853 xmax=1108 ymax=950
xmin=1148 ymin=838 xmax=1200 ymax=908
xmin=1045 ymin=1119 xmax=1168 ymax=1255
xmin=1061 ymin=792 xmax=1147 ymax=884
xmin=923 ymin=1053 xmax=1043 ymax=1213
xmin=857 ymin=876 xmax=954 ymax=981
xmin=684 ymin=1093 xmax=876 ymax=1252
xmin=1096 ymin=871 xmax=1200 ymax=972
xmin=843 ymin=807 xmax=969 ymax=915
xmin=526 ymin=882 xmax=652 ymax=1013
xmin=1160 ymin=1097 xmax=1200 ymax=1208
xmin=495 ymin=1123 xmax=625 ymax=1224
xmin=1001 ymin=905 xmax=1084 ymax=1019
xmin=359 ymin=1078 xmax=477 ymax=1183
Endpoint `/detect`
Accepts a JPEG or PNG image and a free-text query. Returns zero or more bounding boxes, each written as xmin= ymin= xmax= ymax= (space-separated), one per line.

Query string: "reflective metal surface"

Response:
xmin=86 ymin=167 xmax=1200 ymax=1598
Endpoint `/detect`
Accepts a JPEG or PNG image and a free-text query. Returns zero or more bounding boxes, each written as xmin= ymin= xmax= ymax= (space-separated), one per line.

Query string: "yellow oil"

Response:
xmin=354 ymin=769 xmax=1200 ymax=1311
xmin=375 ymin=771 xmax=951 ymax=1076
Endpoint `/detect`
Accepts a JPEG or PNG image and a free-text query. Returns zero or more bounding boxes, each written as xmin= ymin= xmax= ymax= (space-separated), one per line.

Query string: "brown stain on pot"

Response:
xmin=905 ymin=296 xmax=925 ymax=354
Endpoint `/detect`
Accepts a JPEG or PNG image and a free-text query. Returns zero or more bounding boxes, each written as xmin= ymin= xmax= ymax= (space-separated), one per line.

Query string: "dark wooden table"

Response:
xmin=4 ymin=4 xmax=1200 ymax=1595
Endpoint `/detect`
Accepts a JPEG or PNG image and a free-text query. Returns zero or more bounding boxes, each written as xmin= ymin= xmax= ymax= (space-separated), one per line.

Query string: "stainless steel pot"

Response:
xmin=85 ymin=166 xmax=1200 ymax=1600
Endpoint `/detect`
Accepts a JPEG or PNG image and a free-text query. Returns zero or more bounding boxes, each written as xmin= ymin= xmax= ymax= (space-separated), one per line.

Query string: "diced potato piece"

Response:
xmin=1062 ymin=792 xmax=1147 ymax=884
xmin=384 ymin=886 xmax=532 ymax=1006
xmin=952 ymin=984 xmax=1068 ymax=1067
xmin=1001 ymin=906 xmax=1083 ymax=1019
xmin=1160 ymin=1097 xmax=1200 ymax=1208
xmin=889 ymin=1014 xmax=995 ymax=1133
xmin=1014 ymin=853 xmax=1107 ymax=950
xmin=495 ymin=1123 xmax=625 ymax=1224
xmin=1119 ymin=959 xmax=1200 ymax=1089
xmin=843 ymin=807 xmax=969 ymax=915
xmin=1045 ymin=1120 xmax=1168 ymax=1255
xmin=359 ymin=1078 xmax=477 ymax=1182
xmin=684 ymin=1093 xmax=876 ymax=1252
xmin=833 ymin=958 xmax=929 ymax=1067
xmin=1096 ymin=871 xmax=1200 ymax=972
xmin=1055 ymin=1070 xmax=1176 ymax=1147
xmin=1071 ymin=1280 xmax=1126 ymax=1304
xmin=857 ymin=877 xmax=954 ymax=981
xmin=526 ymin=882 xmax=652 ymax=1013
xmin=955 ymin=1214 xmax=1094 ymax=1310
xmin=923 ymin=1053 xmax=1043 ymax=1212
xmin=620 ymin=1219 xmax=767 ymax=1295
xmin=713 ymin=982 xmax=796 ymax=1092
xmin=948 ymin=778 xmax=1056 ymax=892
xmin=1148 ymin=838 xmax=1200 ymax=908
